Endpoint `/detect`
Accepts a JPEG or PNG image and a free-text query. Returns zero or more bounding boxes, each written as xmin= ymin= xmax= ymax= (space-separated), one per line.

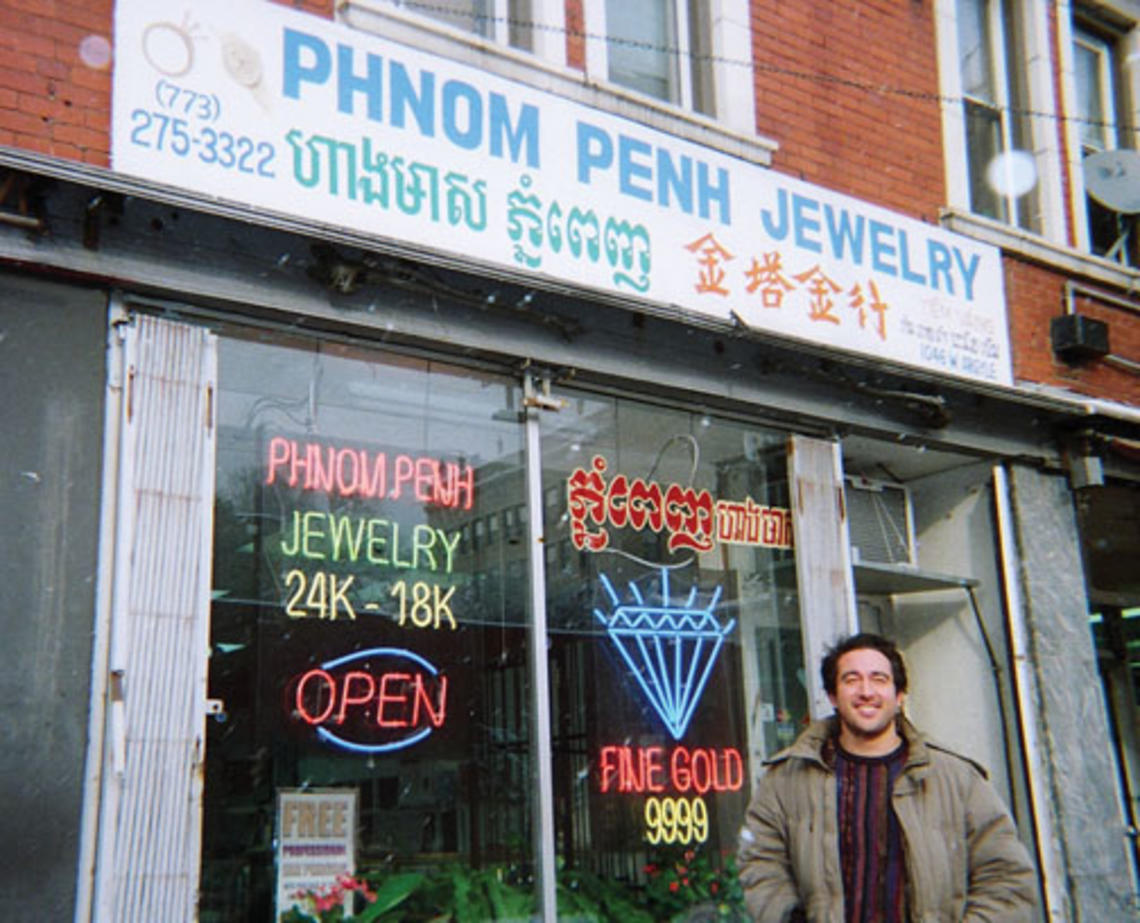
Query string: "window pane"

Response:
xmin=1074 ymin=32 xmax=1112 ymax=153
xmin=1087 ymin=195 xmax=1129 ymax=260
xmin=606 ymin=0 xmax=678 ymax=102
xmin=410 ymin=0 xmax=494 ymax=38
xmin=543 ymin=392 xmax=803 ymax=919
xmin=687 ymin=0 xmax=715 ymax=116
xmin=509 ymin=0 xmax=534 ymax=51
xmin=965 ymin=99 xmax=1003 ymax=220
xmin=957 ymin=0 xmax=995 ymax=104
xmin=201 ymin=331 xmax=535 ymax=919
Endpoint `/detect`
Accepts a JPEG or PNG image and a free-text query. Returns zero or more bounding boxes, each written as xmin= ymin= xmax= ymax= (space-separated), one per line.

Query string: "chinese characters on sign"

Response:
xmin=684 ymin=234 xmax=920 ymax=346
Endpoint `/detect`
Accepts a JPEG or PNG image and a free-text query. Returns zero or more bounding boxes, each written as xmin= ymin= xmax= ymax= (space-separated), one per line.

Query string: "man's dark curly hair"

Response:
xmin=820 ymin=632 xmax=908 ymax=696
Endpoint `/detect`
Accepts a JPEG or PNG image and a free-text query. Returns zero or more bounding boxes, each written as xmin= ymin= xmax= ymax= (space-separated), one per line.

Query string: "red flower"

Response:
xmin=669 ymin=881 xmax=680 ymax=893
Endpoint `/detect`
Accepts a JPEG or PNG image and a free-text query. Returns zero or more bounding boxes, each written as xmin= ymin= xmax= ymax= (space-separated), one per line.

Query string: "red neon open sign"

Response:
xmin=292 ymin=647 xmax=448 ymax=753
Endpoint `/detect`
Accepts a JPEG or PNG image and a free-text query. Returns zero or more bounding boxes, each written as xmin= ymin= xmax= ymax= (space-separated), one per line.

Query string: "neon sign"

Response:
xmin=279 ymin=511 xmax=460 ymax=571
xmin=292 ymin=647 xmax=448 ymax=753
xmin=714 ymin=496 xmax=792 ymax=549
xmin=266 ymin=436 xmax=475 ymax=509
xmin=598 ymin=745 xmax=744 ymax=795
xmin=264 ymin=431 xmax=470 ymax=630
xmin=596 ymin=744 xmax=744 ymax=846
xmin=594 ymin=568 xmax=734 ymax=740
xmin=568 ymin=455 xmax=715 ymax=553
xmin=567 ymin=454 xmax=792 ymax=553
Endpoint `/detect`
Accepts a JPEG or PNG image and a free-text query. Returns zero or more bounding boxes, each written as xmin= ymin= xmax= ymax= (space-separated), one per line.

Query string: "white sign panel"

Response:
xmin=275 ymin=789 xmax=356 ymax=920
xmin=112 ymin=0 xmax=1012 ymax=386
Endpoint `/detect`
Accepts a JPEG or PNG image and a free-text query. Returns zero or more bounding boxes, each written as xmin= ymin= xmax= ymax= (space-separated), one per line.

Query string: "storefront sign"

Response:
xmin=292 ymin=647 xmax=448 ymax=753
xmin=111 ymin=0 xmax=1012 ymax=387
xmin=276 ymin=789 xmax=357 ymax=920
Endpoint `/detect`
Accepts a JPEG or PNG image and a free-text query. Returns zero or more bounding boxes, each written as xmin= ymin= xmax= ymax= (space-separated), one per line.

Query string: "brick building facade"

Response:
xmin=1 ymin=1 xmax=1137 ymax=920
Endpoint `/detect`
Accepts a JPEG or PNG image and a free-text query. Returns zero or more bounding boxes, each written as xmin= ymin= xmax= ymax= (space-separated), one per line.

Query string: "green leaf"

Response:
xmin=355 ymin=872 xmax=426 ymax=922
xmin=484 ymin=873 xmax=535 ymax=918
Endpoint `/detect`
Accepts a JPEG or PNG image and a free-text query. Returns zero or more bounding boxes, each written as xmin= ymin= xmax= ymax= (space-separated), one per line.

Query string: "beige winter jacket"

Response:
xmin=737 ymin=717 xmax=1037 ymax=922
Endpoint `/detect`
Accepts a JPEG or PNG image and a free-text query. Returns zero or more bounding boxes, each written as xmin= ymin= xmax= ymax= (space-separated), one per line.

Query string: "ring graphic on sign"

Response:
xmin=142 ymin=17 xmax=199 ymax=77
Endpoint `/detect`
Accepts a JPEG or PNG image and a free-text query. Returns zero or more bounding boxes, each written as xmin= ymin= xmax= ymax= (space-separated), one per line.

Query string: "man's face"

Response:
xmin=828 ymin=647 xmax=905 ymax=744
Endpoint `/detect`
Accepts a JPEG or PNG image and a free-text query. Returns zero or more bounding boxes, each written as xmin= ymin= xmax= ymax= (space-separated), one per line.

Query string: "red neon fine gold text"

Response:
xmin=598 ymin=745 xmax=744 ymax=795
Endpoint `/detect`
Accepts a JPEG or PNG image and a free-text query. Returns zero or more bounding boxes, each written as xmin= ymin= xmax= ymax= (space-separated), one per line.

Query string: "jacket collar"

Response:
xmin=766 ymin=715 xmax=935 ymax=772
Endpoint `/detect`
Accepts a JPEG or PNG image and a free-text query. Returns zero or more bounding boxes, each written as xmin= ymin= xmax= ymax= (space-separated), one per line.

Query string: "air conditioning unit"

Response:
xmin=844 ymin=475 xmax=916 ymax=567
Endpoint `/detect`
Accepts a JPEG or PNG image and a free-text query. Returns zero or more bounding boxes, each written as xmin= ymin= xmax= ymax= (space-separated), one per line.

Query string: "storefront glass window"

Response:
xmin=540 ymin=392 xmax=804 ymax=920
xmin=201 ymin=331 xmax=536 ymax=920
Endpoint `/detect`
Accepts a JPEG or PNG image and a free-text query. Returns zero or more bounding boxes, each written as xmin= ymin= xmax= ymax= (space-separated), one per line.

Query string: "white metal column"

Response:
xmin=88 ymin=310 xmax=218 ymax=922
xmin=787 ymin=434 xmax=858 ymax=718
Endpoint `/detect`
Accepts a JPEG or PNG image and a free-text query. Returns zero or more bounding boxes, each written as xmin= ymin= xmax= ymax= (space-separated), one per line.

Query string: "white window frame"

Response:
xmin=1058 ymin=7 xmax=1140 ymax=258
xmin=588 ymin=0 xmax=692 ymax=111
xmin=936 ymin=0 xmax=1065 ymax=241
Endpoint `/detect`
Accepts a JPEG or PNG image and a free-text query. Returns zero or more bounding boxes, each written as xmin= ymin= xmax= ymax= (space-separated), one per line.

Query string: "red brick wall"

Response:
xmin=565 ymin=0 xmax=585 ymax=71
xmin=1006 ymin=258 xmax=1140 ymax=405
xmin=0 ymin=0 xmax=113 ymax=165
xmin=749 ymin=0 xmax=945 ymax=224
xmin=269 ymin=0 xmax=333 ymax=16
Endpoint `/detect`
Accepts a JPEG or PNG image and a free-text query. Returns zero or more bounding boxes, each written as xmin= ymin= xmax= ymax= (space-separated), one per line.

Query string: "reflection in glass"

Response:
xmin=200 ymin=331 xmax=534 ymax=920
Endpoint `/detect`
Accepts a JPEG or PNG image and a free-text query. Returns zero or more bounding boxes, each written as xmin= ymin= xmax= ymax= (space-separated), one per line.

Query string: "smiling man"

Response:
xmin=737 ymin=633 xmax=1037 ymax=922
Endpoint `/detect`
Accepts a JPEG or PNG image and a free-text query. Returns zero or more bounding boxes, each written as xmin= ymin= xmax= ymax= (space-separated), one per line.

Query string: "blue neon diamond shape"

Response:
xmin=594 ymin=568 xmax=735 ymax=740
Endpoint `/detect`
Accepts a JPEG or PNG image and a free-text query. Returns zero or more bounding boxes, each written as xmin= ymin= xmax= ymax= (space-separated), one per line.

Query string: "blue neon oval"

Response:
xmin=305 ymin=647 xmax=444 ymax=754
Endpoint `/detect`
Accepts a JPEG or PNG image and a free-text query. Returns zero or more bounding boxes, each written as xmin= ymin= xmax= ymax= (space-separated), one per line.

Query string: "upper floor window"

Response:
xmin=602 ymin=0 xmax=714 ymax=115
xmin=1074 ymin=26 xmax=1118 ymax=154
xmin=583 ymin=0 xmax=754 ymax=133
xmin=955 ymin=0 xmax=1039 ymax=230
xmin=354 ymin=0 xmax=544 ymax=53
xmin=1071 ymin=16 xmax=1137 ymax=264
